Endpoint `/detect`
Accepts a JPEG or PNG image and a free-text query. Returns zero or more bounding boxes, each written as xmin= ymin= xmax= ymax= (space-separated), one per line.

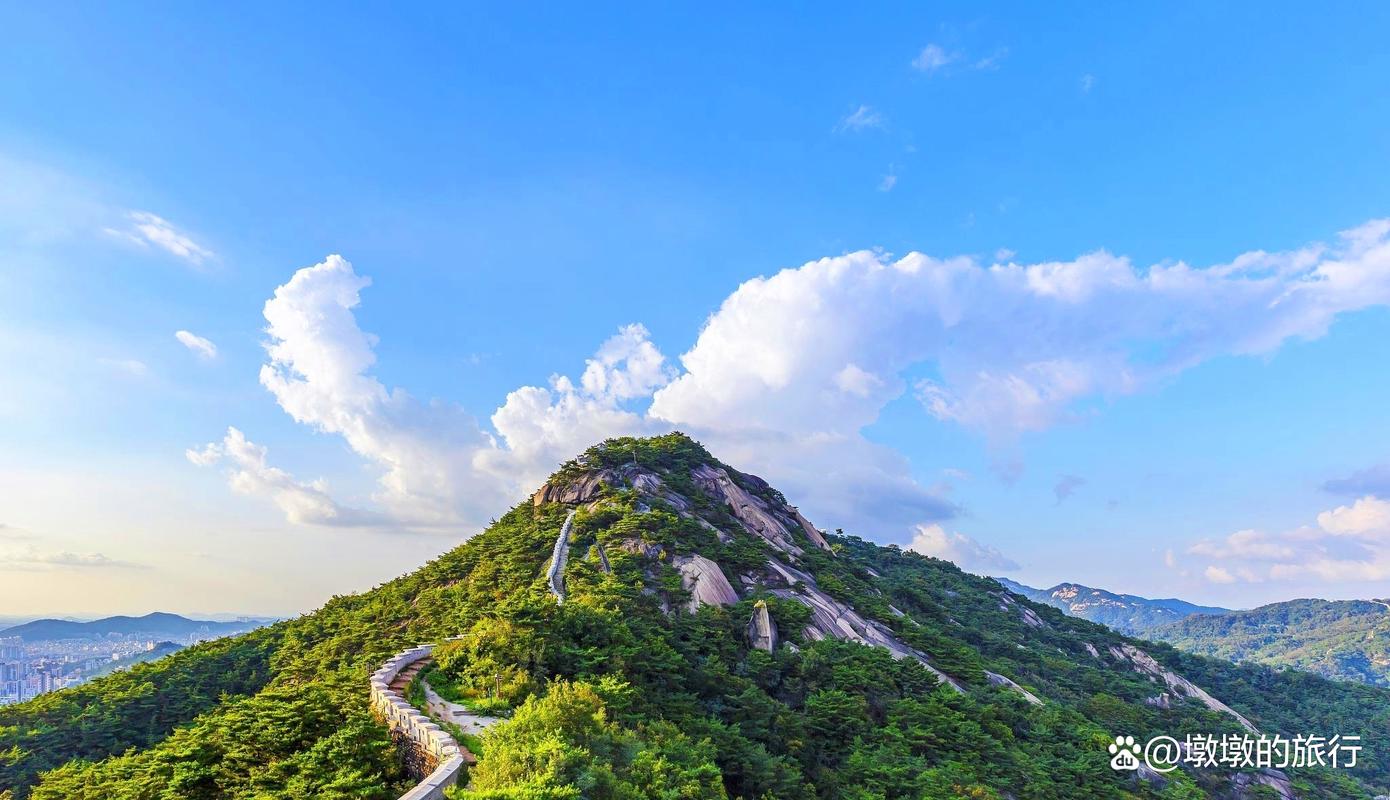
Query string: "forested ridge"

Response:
xmin=2 ymin=434 xmax=1386 ymax=799
xmin=1147 ymin=599 xmax=1390 ymax=688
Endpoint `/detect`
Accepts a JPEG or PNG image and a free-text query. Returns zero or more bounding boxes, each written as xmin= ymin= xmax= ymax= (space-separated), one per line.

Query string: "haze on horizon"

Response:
xmin=3 ymin=4 xmax=1390 ymax=618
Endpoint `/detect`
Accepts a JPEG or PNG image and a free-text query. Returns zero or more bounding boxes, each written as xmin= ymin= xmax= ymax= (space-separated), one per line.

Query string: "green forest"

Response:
xmin=2 ymin=434 xmax=1386 ymax=799
xmin=1148 ymin=598 xmax=1390 ymax=688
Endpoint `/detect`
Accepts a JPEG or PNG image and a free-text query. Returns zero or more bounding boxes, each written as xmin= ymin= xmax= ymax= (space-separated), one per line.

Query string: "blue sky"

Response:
xmin=3 ymin=3 xmax=1390 ymax=616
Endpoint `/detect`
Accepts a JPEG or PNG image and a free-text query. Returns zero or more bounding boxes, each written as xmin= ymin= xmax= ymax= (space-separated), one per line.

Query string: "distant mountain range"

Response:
xmin=998 ymin=577 xmax=1390 ymax=688
xmin=0 ymin=612 xmax=270 ymax=642
xmin=1147 ymin=598 xmax=1390 ymax=687
xmin=994 ymin=577 xmax=1229 ymax=635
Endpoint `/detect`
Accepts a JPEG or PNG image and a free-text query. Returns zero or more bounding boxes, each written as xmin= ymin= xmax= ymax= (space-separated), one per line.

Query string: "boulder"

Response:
xmin=747 ymin=600 xmax=778 ymax=652
xmin=789 ymin=506 xmax=833 ymax=552
xmin=673 ymin=553 xmax=739 ymax=611
xmin=533 ymin=471 xmax=612 ymax=506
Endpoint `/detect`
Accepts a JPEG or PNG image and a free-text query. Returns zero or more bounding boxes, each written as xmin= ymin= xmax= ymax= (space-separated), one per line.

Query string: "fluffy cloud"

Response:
xmin=175 ymin=330 xmax=218 ymax=360
xmin=653 ymin=219 xmax=1390 ymax=451
xmin=1191 ymin=496 xmax=1390 ymax=583
xmin=255 ymin=256 xmax=503 ymax=526
xmin=1204 ymin=566 xmax=1236 ymax=584
xmin=187 ymin=427 xmax=386 ymax=527
xmin=906 ymin=524 xmax=1019 ymax=571
xmin=1316 ymin=496 xmax=1390 ymax=538
xmin=479 ymin=324 xmax=675 ymax=494
xmin=105 ymin=211 xmax=213 ymax=265
xmin=1189 ymin=529 xmax=1297 ymax=560
xmin=192 ymin=257 xmax=673 ymax=531
xmin=197 ymin=218 xmax=1390 ymax=578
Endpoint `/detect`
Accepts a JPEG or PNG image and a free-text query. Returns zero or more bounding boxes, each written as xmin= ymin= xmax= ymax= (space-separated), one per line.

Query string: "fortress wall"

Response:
xmin=369 ymin=644 xmax=465 ymax=800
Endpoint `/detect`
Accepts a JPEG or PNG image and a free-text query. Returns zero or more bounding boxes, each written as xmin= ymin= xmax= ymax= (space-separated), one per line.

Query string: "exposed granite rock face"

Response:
xmin=1083 ymin=642 xmax=1101 ymax=659
xmin=631 ymin=471 xmax=663 ymax=494
xmin=996 ymin=591 xmax=1049 ymax=629
xmin=691 ymin=464 xmax=803 ymax=555
xmin=690 ymin=464 xmax=833 ymax=555
xmin=984 ymin=670 xmax=1044 ymax=706
xmin=535 ymin=465 xmax=675 ymax=508
xmin=1144 ymin=692 xmax=1172 ymax=709
xmin=1232 ymin=769 xmax=1296 ymax=800
xmin=763 ymin=557 xmax=965 ymax=692
xmin=614 ymin=538 xmax=665 ymax=560
xmin=1108 ymin=644 xmax=1258 ymax=733
xmin=789 ymin=506 xmax=833 ymax=551
xmin=673 ymin=554 xmax=739 ymax=612
xmin=534 ymin=472 xmax=612 ymax=506
xmin=747 ymin=600 xmax=778 ymax=652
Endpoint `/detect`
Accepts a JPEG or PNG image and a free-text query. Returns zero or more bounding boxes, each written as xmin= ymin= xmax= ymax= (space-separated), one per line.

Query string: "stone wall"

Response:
xmin=370 ymin=644 xmax=466 ymax=800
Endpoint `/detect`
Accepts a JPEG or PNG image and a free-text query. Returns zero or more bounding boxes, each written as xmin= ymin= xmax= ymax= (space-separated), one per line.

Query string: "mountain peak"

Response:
xmin=532 ymin=433 xmax=833 ymax=557
xmin=8 ymin=434 xmax=1390 ymax=799
xmin=997 ymin=577 xmax=1230 ymax=636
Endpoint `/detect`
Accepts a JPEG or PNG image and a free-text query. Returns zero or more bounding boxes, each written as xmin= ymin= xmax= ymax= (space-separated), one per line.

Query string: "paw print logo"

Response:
xmin=1108 ymin=735 xmax=1141 ymax=771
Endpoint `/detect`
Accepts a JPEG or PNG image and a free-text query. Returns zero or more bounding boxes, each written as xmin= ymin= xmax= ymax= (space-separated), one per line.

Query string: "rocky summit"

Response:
xmin=3 ymin=433 xmax=1388 ymax=799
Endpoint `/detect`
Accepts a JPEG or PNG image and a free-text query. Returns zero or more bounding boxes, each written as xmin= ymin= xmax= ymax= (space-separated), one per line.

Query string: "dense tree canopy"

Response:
xmin=2 ymin=434 xmax=1385 ymax=799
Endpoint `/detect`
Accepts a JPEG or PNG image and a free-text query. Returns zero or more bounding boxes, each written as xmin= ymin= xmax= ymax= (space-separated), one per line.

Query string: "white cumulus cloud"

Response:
xmin=1316 ymin=495 xmax=1390 ymax=538
xmin=1191 ymin=496 xmax=1390 ymax=584
xmin=1204 ymin=565 xmax=1236 ymax=584
xmin=195 ymin=218 xmax=1390 ymax=579
xmin=187 ymin=427 xmax=386 ymax=528
xmin=1189 ymin=529 xmax=1297 ymax=560
xmin=906 ymin=523 xmax=1019 ymax=571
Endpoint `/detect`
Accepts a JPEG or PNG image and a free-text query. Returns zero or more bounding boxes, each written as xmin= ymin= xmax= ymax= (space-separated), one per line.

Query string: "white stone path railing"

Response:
xmin=376 ymin=509 xmax=575 ymax=797
xmin=370 ymin=643 xmax=466 ymax=800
